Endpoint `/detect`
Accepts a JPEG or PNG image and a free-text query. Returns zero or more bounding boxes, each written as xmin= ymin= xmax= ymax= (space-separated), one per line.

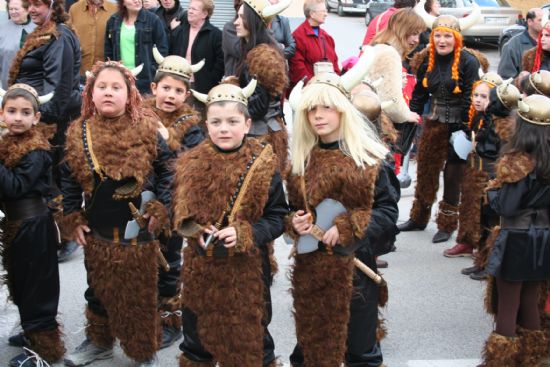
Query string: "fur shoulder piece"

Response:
xmin=493 ymin=113 xmax=516 ymax=143
xmin=521 ymin=48 xmax=536 ymax=73
xmin=8 ymin=23 xmax=59 ymax=86
xmin=463 ymin=47 xmax=489 ymax=73
xmin=64 ymin=114 xmax=158 ymax=196
xmin=247 ymin=44 xmax=288 ymax=96
xmin=172 ymin=138 xmax=277 ymax=235
xmin=409 ymin=46 xmax=429 ymax=75
xmin=494 ymin=152 xmax=535 ymax=184
xmin=379 ymin=113 xmax=398 ymax=145
xmin=143 ymin=97 xmax=201 ymax=151
xmin=0 ymin=128 xmax=50 ymax=168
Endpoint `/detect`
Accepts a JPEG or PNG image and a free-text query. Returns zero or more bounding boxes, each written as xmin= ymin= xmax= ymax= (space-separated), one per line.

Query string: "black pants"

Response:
xmin=9 ymin=214 xmax=60 ymax=332
xmin=179 ymin=248 xmax=275 ymax=366
xmin=157 ymin=234 xmax=183 ymax=298
xmin=290 ymin=253 xmax=383 ymax=367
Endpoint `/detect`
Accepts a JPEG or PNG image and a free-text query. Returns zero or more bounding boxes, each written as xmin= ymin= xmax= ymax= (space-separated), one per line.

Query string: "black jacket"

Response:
xmin=170 ymin=14 xmax=224 ymax=94
xmin=105 ymin=9 xmax=169 ymax=94
xmin=154 ymin=0 xmax=185 ymax=43
xmin=0 ymin=150 xmax=52 ymax=202
xmin=14 ymin=23 xmax=81 ymax=124
xmin=269 ymin=15 xmax=295 ymax=60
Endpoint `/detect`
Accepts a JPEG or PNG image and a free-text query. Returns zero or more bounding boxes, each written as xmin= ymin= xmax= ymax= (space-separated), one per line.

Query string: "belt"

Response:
xmin=2 ymin=197 xmax=48 ymax=221
xmin=500 ymin=208 xmax=550 ymax=229
xmin=90 ymin=227 xmax=155 ymax=245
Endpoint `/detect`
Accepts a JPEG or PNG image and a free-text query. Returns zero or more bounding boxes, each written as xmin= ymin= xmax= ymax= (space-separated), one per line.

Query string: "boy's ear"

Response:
xmin=33 ymin=111 xmax=41 ymax=126
xmin=151 ymin=82 xmax=158 ymax=95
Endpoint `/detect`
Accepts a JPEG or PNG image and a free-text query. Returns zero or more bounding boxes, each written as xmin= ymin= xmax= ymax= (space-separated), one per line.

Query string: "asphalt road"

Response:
xmin=0 ymin=12 xmax=501 ymax=367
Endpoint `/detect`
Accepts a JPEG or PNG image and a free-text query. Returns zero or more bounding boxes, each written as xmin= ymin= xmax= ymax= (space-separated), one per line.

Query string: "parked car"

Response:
xmin=498 ymin=4 xmax=550 ymax=54
xmin=326 ymin=0 xmax=370 ymax=16
xmin=363 ymin=0 xmax=521 ymax=45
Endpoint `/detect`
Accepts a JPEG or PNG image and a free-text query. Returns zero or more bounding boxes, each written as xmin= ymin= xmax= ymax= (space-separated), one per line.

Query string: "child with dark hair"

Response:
xmin=0 ymin=84 xmax=64 ymax=366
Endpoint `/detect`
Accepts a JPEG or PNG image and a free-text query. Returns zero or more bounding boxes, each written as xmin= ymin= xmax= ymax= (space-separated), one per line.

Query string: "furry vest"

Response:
xmin=0 ymin=128 xmax=50 ymax=168
xmin=64 ymin=114 xmax=158 ymax=196
xmin=142 ymin=97 xmax=201 ymax=151
xmin=286 ymin=146 xmax=380 ymax=244
xmin=488 ymin=151 xmax=535 ymax=190
xmin=173 ymin=138 xmax=277 ymax=242
xmin=246 ymin=43 xmax=288 ymax=96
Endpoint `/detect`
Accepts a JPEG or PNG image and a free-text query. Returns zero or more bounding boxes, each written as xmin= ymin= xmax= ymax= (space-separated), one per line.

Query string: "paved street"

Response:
xmin=0 ymin=12 xmax=501 ymax=367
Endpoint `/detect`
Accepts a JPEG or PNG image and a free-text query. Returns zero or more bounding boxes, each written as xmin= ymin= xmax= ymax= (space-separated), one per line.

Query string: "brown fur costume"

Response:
xmin=286 ymin=146 xmax=380 ymax=367
xmin=25 ymin=328 xmax=65 ymax=363
xmin=480 ymin=332 xmax=520 ymax=367
xmin=436 ymin=200 xmax=459 ymax=233
xmin=85 ymin=307 xmax=114 ymax=349
xmin=255 ymin=122 xmax=289 ymax=180
xmin=493 ymin=114 xmax=516 ymax=143
xmin=483 ymin=226 xmax=500 ymax=316
xmin=62 ymin=113 xmax=165 ymax=362
xmin=517 ymin=327 xmax=547 ymax=366
xmin=456 ymin=163 xmax=489 ymax=247
xmin=159 ymin=295 xmax=182 ymax=330
xmin=246 ymin=44 xmax=288 ymax=97
xmin=409 ymin=119 xmax=449 ymax=226
xmin=521 ymin=48 xmax=537 ymax=73
xmin=143 ymin=97 xmax=202 ymax=152
xmin=173 ymin=139 xmax=277 ymax=366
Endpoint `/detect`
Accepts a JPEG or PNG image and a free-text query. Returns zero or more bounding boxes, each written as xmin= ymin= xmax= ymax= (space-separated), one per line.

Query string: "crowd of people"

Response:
xmin=0 ymin=0 xmax=549 ymax=366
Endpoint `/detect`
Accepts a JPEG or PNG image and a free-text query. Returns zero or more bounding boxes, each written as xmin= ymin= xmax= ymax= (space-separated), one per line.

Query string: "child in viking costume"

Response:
xmin=398 ymin=2 xmax=485 ymax=243
xmin=0 ymin=84 xmax=64 ymax=366
xmin=144 ymin=49 xmax=206 ymax=349
xmin=443 ymin=73 xmax=502 ymax=276
xmin=233 ymin=0 xmax=291 ymax=176
xmin=286 ymin=49 xmax=399 ymax=367
xmin=172 ymin=80 xmax=288 ymax=367
xmin=521 ymin=18 xmax=550 ymax=74
xmin=60 ymin=61 xmax=174 ymax=367
xmin=479 ymin=94 xmax=550 ymax=367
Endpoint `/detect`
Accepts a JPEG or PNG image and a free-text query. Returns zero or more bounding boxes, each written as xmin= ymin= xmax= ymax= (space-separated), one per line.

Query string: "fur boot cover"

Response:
xmin=142 ymin=97 xmax=202 ymax=152
xmin=410 ymin=119 xmax=449 ymax=226
xmin=480 ymin=332 xmax=520 ymax=367
xmin=64 ymin=114 xmax=158 ymax=198
xmin=456 ymin=164 xmax=488 ymax=247
xmin=291 ymin=251 xmax=354 ymax=367
xmin=178 ymin=354 xmax=216 ymax=367
xmin=159 ymin=295 xmax=182 ymax=329
xmin=436 ymin=201 xmax=459 ymax=233
xmin=0 ymin=217 xmax=20 ymax=301
xmin=85 ymin=307 xmax=115 ymax=349
xmin=521 ymin=48 xmax=536 ymax=74
xmin=173 ymin=139 xmax=278 ymax=366
xmin=517 ymin=327 xmax=547 ymax=367
xmin=483 ymin=227 xmax=500 ymax=315
xmin=25 ymin=327 xmax=65 ymax=363
xmin=84 ymin=236 xmax=160 ymax=362
xmin=246 ymin=44 xmax=288 ymax=97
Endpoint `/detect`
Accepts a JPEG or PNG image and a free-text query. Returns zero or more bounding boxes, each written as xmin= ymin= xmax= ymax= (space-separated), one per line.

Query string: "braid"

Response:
xmin=423 ymin=32 xmax=436 ymax=88
xmin=467 ymin=101 xmax=476 ymax=130
xmin=451 ymin=31 xmax=463 ymax=94
xmin=532 ymin=31 xmax=545 ymax=73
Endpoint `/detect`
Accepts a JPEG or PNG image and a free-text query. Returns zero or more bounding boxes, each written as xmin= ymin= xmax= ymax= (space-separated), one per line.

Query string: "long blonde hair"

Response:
xmin=291 ymin=83 xmax=388 ymax=175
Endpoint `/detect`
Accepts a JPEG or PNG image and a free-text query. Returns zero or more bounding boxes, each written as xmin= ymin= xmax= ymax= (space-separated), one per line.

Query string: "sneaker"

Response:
xmin=9 ymin=348 xmax=52 ymax=367
xmin=136 ymin=355 xmax=160 ymax=367
xmin=160 ymin=325 xmax=182 ymax=349
xmin=443 ymin=243 xmax=473 ymax=257
xmin=64 ymin=338 xmax=113 ymax=366
xmin=470 ymin=269 xmax=488 ymax=281
xmin=58 ymin=240 xmax=79 ymax=263
xmin=461 ymin=265 xmax=481 ymax=275
xmin=8 ymin=332 xmax=30 ymax=348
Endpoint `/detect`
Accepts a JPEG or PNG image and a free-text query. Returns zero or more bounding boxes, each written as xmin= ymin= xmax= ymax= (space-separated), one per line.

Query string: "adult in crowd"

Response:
xmin=143 ymin=0 xmax=159 ymax=11
xmin=170 ymin=0 xmax=224 ymax=97
xmin=155 ymin=0 xmax=185 ymax=43
xmin=0 ymin=0 xmax=36 ymax=88
xmin=69 ymin=0 xmax=117 ymax=84
xmin=362 ymin=0 xmax=418 ymax=46
xmin=104 ymin=0 xmax=168 ymax=94
xmin=398 ymin=3 xmax=484 ymax=243
xmin=289 ymin=0 xmax=339 ymax=91
xmin=498 ymin=8 xmax=544 ymax=80
xmin=521 ymin=17 xmax=550 ymax=73
xmin=416 ymin=0 xmax=439 ymax=51
xmin=268 ymin=0 xmax=295 ymax=60
xmin=222 ymin=0 xmax=242 ymax=76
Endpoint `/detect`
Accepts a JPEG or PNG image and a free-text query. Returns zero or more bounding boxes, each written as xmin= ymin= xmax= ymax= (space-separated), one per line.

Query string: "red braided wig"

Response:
xmin=532 ymin=27 xmax=550 ymax=73
xmin=81 ymin=61 xmax=143 ymax=124
xmin=423 ymin=27 xmax=464 ymax=94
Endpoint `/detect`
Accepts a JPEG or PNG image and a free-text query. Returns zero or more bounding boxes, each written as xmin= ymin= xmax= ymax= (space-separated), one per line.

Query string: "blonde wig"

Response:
xmin=291 ymin=82 xmax=388 ymax=175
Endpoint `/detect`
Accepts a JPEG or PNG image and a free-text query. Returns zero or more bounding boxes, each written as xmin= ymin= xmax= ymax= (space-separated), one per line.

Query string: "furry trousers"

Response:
xmin=181 ymin=248 xmax=265 ymax=367
xmin=291 ymin=252 xmax=355 ymax=367
xmin=84 ymin=237 xmax=160 ymax=362
xmin=456 ymin=165 xmax=488 ymax=247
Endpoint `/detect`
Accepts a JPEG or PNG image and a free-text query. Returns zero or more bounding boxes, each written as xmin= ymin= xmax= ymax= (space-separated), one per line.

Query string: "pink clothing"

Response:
xmin=362 ymin=7 xmax=397 ymax=46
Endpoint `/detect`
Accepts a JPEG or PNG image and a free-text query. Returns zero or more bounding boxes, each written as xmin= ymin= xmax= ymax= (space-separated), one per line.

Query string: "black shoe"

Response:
xmin=8 ymin=332 xmax=29 ymax=348
xmin=470 ymin=269 xmax=488 ymax=281
xmin=461 ymin=265 xmax=481 ymax=275
xmin=9 ymin=352 xmax=44 ymax=367
xmin=58 ymin=240 xmax=79 ymax=263
xmin=397 ymin=219 xmax=426 ymax=232
xmin=432 ymin=230 xmax=452 ymax=243
xmin=159 ymin=325 xmax=182 ymax=349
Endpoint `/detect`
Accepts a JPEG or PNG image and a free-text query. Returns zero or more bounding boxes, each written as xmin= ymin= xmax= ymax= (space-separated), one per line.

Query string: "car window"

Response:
xmin=462 ymin=0 xmax=511 ymax=6
xmin=439 ymin=0 xmax=457 ymax=6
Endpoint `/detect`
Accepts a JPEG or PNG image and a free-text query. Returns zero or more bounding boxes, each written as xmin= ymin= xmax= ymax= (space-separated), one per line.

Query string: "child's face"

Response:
xmin=151 ymin=76 xmax=190 ymax=113
xmin=472 ymin=83 xmax=490 ymax=113
xmin=1 ymin=97 xmax=40 ymax=135
xmin=92 ymin=68 xmax=129 ymax=118
xmin=206 ymin=102 xmax=251 ymax=150
xmin=307 ymin=105 xmax=341 ymax=143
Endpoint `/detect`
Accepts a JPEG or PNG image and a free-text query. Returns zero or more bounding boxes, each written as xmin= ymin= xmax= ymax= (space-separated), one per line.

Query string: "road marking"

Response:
xmin=408 ymin=360 xmax=481 ymax=367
